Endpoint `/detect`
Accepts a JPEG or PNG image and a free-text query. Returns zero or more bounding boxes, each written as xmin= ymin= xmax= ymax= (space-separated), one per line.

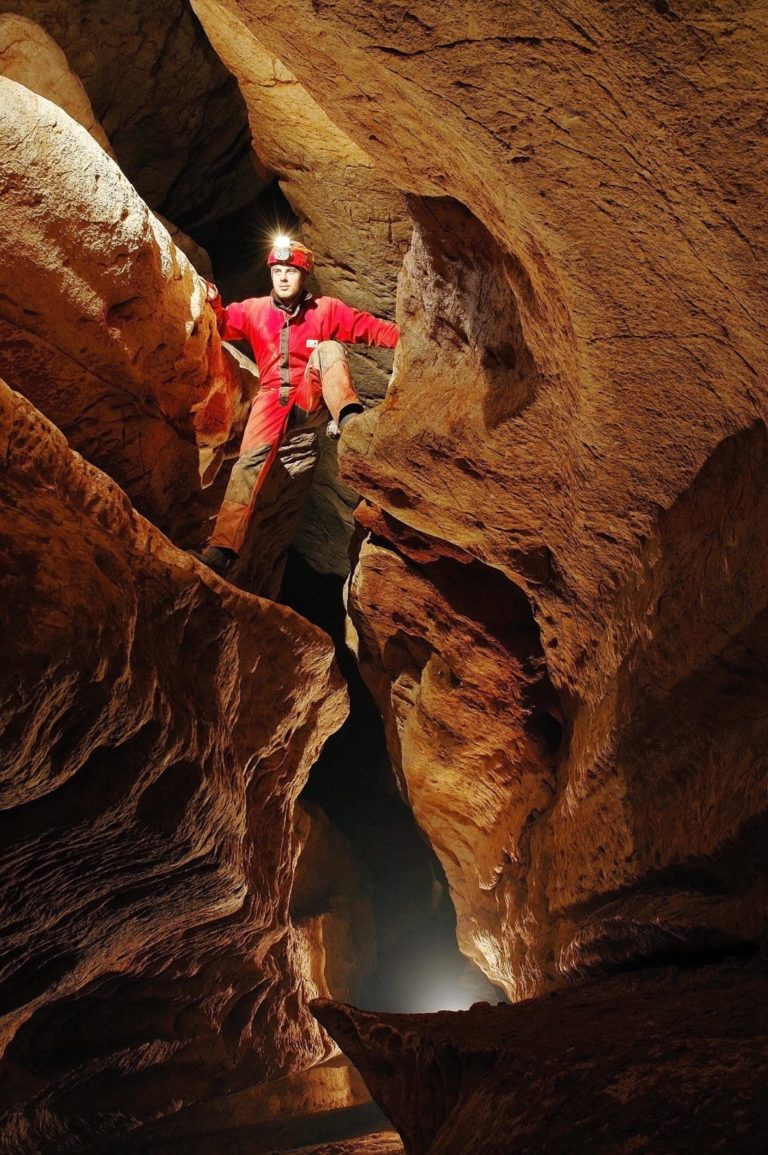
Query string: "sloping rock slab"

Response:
xmin=314 ymin=963 xmax=768 ymax=1155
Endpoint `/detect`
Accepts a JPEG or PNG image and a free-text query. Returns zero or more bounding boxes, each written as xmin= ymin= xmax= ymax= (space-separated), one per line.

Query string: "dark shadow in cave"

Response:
xmin=280 ymin=550 xmax=506 ymax=1013
xmin=191 ymin=178 xmax=301 ymax=303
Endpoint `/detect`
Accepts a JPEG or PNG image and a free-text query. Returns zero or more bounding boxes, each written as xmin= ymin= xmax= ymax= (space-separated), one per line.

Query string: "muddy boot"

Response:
xmin=338 ymin=403 xmax=364 ymax=431
xmin=191 ymin=546 xmax=238 ymax=578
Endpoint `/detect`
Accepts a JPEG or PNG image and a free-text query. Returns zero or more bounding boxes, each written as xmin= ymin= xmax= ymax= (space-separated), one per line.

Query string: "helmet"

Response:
xmin=267 ymin=236 xmax=314 ymax=273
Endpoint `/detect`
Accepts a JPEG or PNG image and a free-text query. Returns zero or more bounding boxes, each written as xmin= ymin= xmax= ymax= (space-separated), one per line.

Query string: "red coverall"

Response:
xmin=208 ymin=290 xmax=399 ymax=555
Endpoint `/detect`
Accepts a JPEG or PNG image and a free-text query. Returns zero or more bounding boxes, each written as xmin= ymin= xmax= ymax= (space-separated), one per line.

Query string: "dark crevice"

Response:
xmin=191 ymin=179 xmax=300 ymax=304
xmin=279 ymin=550 xmax=502 ymax=1012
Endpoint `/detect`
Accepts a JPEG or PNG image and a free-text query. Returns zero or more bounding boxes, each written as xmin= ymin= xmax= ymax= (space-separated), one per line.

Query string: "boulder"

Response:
xmin=314 ymin=963 xmax=768 ymax=1155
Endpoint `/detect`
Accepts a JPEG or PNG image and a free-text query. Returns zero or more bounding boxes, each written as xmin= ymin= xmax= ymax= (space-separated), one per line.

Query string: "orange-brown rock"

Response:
xmin=2 ymin=0 xmax=768 ymax=1149
xmin=291 ymin=800 xmax=377 ymax=1006
xmin=226 ymin=0 xmax=768 ymax=997
xmin=0 ymin=13 xmax=113 ymax=155
xmin=0 ymin=377 xmax=349 ymax=1150
xmin=0 ymin=77 xmax=242 ymax=536
xmin=314 ymin=962 xmax=768 ymax=1154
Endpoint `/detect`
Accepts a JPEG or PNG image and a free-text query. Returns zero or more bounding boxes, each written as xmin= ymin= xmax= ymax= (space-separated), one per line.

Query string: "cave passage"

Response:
xmin=196 ymin=178 xmax=503 ymax=1012
xmin=281 ymin=551 xmax=505 ymax=1013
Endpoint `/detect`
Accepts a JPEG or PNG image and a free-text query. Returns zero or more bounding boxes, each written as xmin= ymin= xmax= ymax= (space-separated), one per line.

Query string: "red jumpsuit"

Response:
xmin=208 ymin=290 xmax=399 ymax=555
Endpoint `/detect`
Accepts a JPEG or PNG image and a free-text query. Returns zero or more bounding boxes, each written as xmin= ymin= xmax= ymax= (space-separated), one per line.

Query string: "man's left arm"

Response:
xmin=328 ymin=299 xmax=400 ymax=348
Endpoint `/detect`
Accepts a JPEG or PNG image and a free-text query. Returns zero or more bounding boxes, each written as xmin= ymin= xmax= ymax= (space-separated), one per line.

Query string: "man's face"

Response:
xmin=271 ymin=264 xmax=304 ymax=302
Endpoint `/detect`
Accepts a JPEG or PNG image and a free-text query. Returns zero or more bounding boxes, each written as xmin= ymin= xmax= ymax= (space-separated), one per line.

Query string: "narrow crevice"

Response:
xmin=280 ymin=550 xmax=502 ymax=1013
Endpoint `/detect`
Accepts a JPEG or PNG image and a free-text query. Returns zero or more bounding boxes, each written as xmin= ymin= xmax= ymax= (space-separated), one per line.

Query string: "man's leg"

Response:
xmin=297 ymin=341 xmax=363 ymax=428
xmin=230 ymin=414 xmax=325 ymax=595
xmin=199 ymin=392 xmax=288 ymax=575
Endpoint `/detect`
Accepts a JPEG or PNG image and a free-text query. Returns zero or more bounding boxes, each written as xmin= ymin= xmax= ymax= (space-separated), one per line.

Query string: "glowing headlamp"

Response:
xmin=272 ymin=234 xmax=293 ymax=261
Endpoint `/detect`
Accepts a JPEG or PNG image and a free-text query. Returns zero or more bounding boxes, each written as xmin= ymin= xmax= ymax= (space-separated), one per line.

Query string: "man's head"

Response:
xmin=268 ymin=236 xmax=313 ymax=304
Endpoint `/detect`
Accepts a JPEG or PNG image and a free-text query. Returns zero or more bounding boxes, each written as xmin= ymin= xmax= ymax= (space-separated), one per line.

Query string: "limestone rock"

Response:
xmin=0 ymin=0 xmax=263 ymax=230
xmin=0 ymin=77 xmax=241 ymax=536
xmin=314 ymin=963 xmax=768 ymax=1154
xmin=0 ymin=15 xmax=218 ymax=298
xmin=0 ymin=378 xmax=348 ymax=1150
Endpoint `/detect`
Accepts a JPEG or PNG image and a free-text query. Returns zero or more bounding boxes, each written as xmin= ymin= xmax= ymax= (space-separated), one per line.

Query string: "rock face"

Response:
xmin=227 ymin=0 xmax=768 ymax=998
xmin=314 ymin=963 xmax=768 ymax=1155
xmin=0 ymin=376 xmax=348 ymax=1151
xmin=0 ymin=13 xmax=113 ymax=155
xmin=0 ymin=0 xmax=263 ymax=232
xmin=0 ymin=77 xmax=241 ymax=538
xmin=2 ymin=0 xmax=768 ymax=1150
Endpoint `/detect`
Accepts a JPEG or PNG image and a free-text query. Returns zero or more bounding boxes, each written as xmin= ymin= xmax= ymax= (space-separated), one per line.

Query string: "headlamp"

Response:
xmin=273 ymin=234 xmax=292 ymax=261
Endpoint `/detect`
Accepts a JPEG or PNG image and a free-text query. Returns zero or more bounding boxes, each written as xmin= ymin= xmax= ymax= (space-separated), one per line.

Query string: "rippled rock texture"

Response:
xmin=224 ymin=0 xmax=768 ymax=997
xmin=2 ymin=0 xmax=768 ymax=1151
xmin=0 ymin=376 xmax=348 ymax=1151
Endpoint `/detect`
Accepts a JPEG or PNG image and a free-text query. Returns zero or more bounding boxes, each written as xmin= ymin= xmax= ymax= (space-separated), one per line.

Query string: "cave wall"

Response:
xmin=212 ymin=0 xmax=768 ymax=997
xmin=315 ymin=962 xmax=768 ymax=1155
xmin=0 ymin=376 xmax=348 ymax=1150
xmin=0 ymin=0 xmax=263 ymax=231
xmin=0 ymin=30 xmax=374 ymax=1149
xmin=0 ymin=77 xmax=244 ymax=539
xmin=2 ymin=0 xmax=767 ymax=1150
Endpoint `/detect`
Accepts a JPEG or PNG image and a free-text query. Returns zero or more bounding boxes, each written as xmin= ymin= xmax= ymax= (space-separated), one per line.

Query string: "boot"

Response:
xmin=338 ymin=403 xmax=364 ymax=430
xmin=191 ymin=545 xmax=238 ymax=578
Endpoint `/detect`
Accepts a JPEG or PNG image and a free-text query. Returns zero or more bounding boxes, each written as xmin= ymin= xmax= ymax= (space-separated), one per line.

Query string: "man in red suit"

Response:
xmin=198 ymin=236 xmax=399 ymax=578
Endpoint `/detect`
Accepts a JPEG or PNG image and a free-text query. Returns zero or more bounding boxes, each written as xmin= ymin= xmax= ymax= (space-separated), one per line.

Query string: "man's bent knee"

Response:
xmin=306 ymin=340 xmax=348 ymax=376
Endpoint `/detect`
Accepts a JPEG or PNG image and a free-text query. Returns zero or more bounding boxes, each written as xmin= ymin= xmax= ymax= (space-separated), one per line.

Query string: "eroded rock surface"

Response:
xmin=0 ymin=13 xmax=113 ymax=155
xmin=0 ymin=0 xmax=262 ymax=231
xmin=0 ymin=77 xmax=241 ymax=537
xmin=314 ymin=963 xmax=768 ymax=1154
xmin=230 ymin=0 xmax=768 ymax=996
xmin=2 ymin=0 xmax=768 ymax=1149
xmin=0 ymin=378 xmax=348 ymax=1151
